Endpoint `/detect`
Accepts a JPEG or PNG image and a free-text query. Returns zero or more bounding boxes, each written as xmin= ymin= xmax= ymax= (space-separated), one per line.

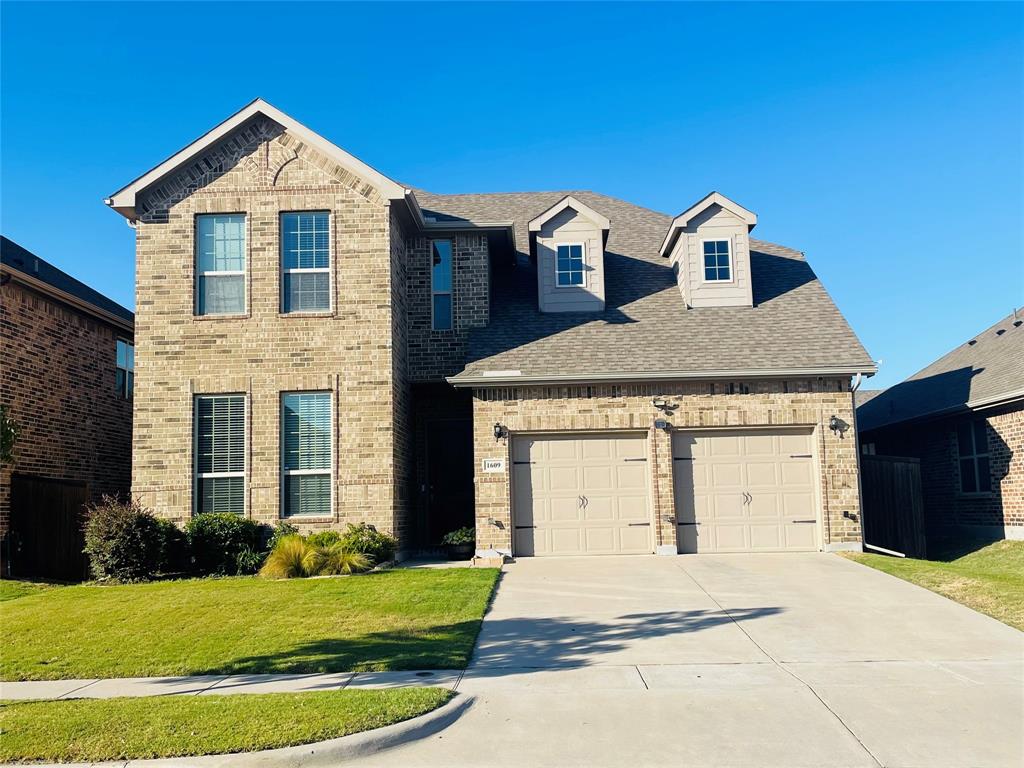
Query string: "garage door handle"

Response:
xmin=790 ymin=454 xmax=812 ymax=459
xmin=627 ymin=523 xmax=650 ymax=527
xmin=623 ymin=458 xmax=647 ymax=462
xmin=791 ymin=520 xmax=816 ymax=524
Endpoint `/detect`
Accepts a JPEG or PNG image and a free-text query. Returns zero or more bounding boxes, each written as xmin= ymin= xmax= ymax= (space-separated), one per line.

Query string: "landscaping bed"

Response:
xmin=0 ymin=688 xmax=451 ymax=763
xmin=1 ymin=568 xmax=499 ymax=680
xmin=843 ymin=539 xmax=1024 ymax=630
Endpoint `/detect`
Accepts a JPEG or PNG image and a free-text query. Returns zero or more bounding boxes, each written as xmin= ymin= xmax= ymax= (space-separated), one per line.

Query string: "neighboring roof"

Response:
xmin=106 ymin=98 xmax=417 ymax=221
xmin=854 ymin=389 xmax=884 ymax=409
xmin=410 ymin=190 xmax=875 ymax=386
xmin=1 ymin=236 xmax=134 ymax=329
xmin=528 ymin=195 xmax=610 ymax=232
xmin=659 ymin=191 xmax=758 ymax=258
xmin=858 ymin=308 xmax=1024 ymax=432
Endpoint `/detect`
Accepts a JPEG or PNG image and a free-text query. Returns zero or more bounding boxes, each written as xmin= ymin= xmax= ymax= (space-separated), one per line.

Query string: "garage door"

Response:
xmin=673 ymin=429 xmax=818 ymax=553
xmin=512 ymin=433 xmax=651 ymax=556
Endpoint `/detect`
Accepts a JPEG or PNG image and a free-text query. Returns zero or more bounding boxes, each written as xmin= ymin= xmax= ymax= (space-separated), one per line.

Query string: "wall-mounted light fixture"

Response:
xmin=829 ymin=415 xmax=850 ymax=438
xmin=654 ymin=419 xmax=670 ymax=431
xmin=652 ymin=397 xmax=668 ymax=410
xmin=493 ymin=422 xmax=508 ymax=441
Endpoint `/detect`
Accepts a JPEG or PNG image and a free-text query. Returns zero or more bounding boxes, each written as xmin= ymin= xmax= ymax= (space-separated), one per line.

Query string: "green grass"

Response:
xmin=0 ymin=580 xmax=57 ymax=603
xmin=0 ymin=688 xmax=452 ymax=763
xmin=1 ymin=569 xmax=498 ymax=681
xmin=843 ymin=540 xmax=1024 ymax=630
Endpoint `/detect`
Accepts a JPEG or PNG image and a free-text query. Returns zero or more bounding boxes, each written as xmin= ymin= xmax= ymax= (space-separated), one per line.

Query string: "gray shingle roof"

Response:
xmin=413 ymin=190 xmax=874 ymax=383
xmin=1 ymin=236 xmax=134 ymax=325
xmin=858 ymin=308 xmax=1024 ymax=432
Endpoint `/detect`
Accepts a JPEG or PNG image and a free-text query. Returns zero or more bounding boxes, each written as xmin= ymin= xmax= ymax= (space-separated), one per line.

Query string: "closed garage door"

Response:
xmin=513 ymin=433 xmax=651 ymax=556
xmin=673 ymin=429 xmax=818 ymax=553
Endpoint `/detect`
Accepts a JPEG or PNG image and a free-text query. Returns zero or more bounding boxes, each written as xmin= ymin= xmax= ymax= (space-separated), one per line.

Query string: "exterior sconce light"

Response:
xmin=493 ymin=422 xmax=508 ymax=441
xmin=828 ymin=415 xmax=849 ymax=437
xmin=654 ymin=419 xmax=670 ymax=431
xmin=652 ymin=397 xmax=668 ymax=410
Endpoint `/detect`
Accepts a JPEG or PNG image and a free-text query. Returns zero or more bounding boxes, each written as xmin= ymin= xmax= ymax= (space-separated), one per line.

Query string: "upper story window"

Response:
xmin=702 ymin=239 xmax=732 ymax=282
xmin=281 ymin=392 xmax=332 ymax=517
xmin=194 ymin=394 xmax=246 ymax=515
xmin=555 ymin=244 xmax=585 ymax=287
xmin=116 ymin=339 xmax=134 ymax=399
xmin=431 ymin=239 xmax=453 ymax=331
xmin=281 ymin=212 xmax=330 ymax=313
xmin=957 ymin=420 xmax=991 ymax=493
xmin=196 ymin=214 xmax=246 ymax=315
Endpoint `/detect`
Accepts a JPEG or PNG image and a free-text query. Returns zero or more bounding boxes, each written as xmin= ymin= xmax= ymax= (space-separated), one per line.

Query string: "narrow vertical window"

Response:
xmin=555 ymin=244 xmax=585 ymax=286
xmin=957 ymin=420 xmax=991 ymax=493
xmin=702 ymin=239 xmax=731 ymax=281
xmin=281 ymin=212 xmax=330 ymax=313
xmin=194 ymin=395 xmax=246 ymax=515
xmin=115 ymin=339 xmax=134 ymax=398
xmin=196 ymin=214 xmax=246 ymax=315
xmin=281 ymin=392 xmax=332 ymax=517
xmin=431 ymin=239 xmax=453 ymax=330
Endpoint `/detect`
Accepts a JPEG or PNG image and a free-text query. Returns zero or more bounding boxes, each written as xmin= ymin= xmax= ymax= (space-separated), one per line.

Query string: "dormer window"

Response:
xmin=702 ymin=239 xmax=732 ymax=282
xmin=555 ymin=244 xmax=585 ymax=287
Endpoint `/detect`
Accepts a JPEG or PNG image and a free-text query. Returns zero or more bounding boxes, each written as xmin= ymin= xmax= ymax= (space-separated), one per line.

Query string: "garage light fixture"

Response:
xmin=493 ymin=422 xmax=508 ymax=441
xmin=828 ymin=415 xmax=849 ymax=437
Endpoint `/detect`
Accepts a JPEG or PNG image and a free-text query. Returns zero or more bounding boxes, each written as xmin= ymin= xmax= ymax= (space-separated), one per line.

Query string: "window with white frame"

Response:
xmin=116 ymin=339 xmax=134 ymax=399
xmin=196 ymin=214 xmax=246 ymax=315
xmin=431 ymin=239 xmax=453 ymax=330
xmin=194 ymin=395 xmax=246 ymax=515
xmin=957 ymin=420 xmax=991 ymax=493
xmin=555 ymin=244 xmax=585 ymax=287
xmin=702 ymin=239 xmax=731 ymax=282
xmin=281 ymin=392 xmax=332 ymax=517
xmin=281 ymin=212 xmax=330 ymax=312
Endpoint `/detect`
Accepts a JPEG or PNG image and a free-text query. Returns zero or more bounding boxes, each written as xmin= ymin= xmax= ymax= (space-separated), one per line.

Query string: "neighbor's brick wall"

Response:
xmin=406 ymin=233 xmax=489 ymax=381
xmin=0 ymin=279 xmax=133 ymax=536
xmin=470 ymin=378 xmax=861 ymax=552
xmin=131 ymin=118 xmax=411 ymax=544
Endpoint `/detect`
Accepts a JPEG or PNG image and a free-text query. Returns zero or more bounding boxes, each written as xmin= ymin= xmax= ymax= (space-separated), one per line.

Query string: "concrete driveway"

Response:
xmin=366 ymin=554 xmax=1024 ymax=768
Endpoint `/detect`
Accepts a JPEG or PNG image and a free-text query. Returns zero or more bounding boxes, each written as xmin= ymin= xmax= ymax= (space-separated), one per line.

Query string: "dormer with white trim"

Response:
xmin=529 ymin=195 xmax=610 ymax=313
xmin=659 ymin=192 xmax=757 ymax=309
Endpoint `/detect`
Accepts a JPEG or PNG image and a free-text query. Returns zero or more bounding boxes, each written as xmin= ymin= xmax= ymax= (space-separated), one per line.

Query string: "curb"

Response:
xmin=3 ymin=692 xmax=474 ymax=768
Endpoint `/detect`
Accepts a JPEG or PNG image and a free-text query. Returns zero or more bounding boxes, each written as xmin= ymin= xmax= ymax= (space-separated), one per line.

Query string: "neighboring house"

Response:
xmin=858 ymin=310 xmax=1024 ymax=541
xmin=106 ymin=99 xmax=875 ymax=559
xmin=0 ymin=236 xmax=135 ymax=579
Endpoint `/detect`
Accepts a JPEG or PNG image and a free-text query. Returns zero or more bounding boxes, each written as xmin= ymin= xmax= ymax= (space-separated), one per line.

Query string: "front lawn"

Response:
xmin=0 ymin=580 xmax=56 ymax=603
xmin=0 ymin=688 xmax=451 ymax=763
xmin=843 ymin=540 xmax=1024 ymax=630
xmin=1 ymin=569 xmax=498 ymax=681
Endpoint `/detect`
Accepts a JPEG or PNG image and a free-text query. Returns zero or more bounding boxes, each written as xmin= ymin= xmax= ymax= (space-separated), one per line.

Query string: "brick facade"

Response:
xmin=0 ymin=279 xmax=133 ymax=537
xmin=469 ymin=378 xmax=862 ymax=553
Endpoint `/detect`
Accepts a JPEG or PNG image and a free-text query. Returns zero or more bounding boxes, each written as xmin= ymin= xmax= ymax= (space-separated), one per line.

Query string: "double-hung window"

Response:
xmin=116 ymin=339 xmax=134 ymax=398
xmin=281 ymin=212 xmax=331 ymax=313
xmin=555 ymin=244 xmax=585 ymax=287
xmin=194 ymin=395 xmax=246 ymax=515
xmin=957 ymin=420 xmax=991 ymax=493
xmin=281 ymin=392 xmax=332 ymax=517
xmin=702 ymin=239 xmax=731 ymax=282
xmin=196 ymin=214 xmax=246 ymax=315
xmin=431 ymin=239 xmax=453 ymax=330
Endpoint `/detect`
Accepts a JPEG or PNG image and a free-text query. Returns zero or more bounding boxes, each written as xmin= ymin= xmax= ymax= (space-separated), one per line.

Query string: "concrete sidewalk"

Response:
xmin=0 ymin=669 xmax=463 ymax=700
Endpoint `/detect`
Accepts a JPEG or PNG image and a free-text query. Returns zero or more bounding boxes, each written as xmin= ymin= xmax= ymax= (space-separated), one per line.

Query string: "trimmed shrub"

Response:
xmin=155 ymin=518 xmax=189 ymax=574
xmin=186 ymin=513 xmax=262 ymax=576
xmin=306 ymin=530 xmax=343 ymax=548
xmin=339 ymin=523 xmax=396 ymax=565
xmin=82 ymin=497 xmax=165 ymax=582
xmin=441 ymin=527 xmax=475 ymax=546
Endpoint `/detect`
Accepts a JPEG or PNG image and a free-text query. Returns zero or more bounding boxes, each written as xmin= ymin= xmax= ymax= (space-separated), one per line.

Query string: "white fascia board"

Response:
xmin=106 ymin=98 xmax=413 ymax=220
xmin=528 ymin=195 xmax=610 ymax=232
xmin=659 ymin=191 xmax=758 ymax=258
xmin=447 ymin=364 xmax=877 ymax=388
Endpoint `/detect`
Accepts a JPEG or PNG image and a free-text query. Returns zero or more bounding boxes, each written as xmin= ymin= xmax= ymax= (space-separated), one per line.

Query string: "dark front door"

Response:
xmin=8 ymin=474 xmax=90 ymax=581
xmin=426 ymin=419 xmax=475 ymax=545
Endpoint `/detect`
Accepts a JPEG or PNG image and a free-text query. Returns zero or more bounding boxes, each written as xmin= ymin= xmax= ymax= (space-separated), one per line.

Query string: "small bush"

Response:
xmin=339 ymin=523 xmax=396 ymax=564
xmin=259 ymin=534 xmax=308 ymax=579
xmin=186 ymin=513 xmax=262 ymax=576
xmin=304 ymin=542 xmax=371 ymax=575
xmin=306 ymin=530 xmax=343 ymax=548
xmin=154 ymin=518 xmax=189 ymax=574
xmin=266 ymin=521 xmax=298 ymax=551
xmin=82 ymin=497 xmax=165 ymax=582
xmin=441 ymin=527 xmax=475 ymax=546
xmin=235 ymin=545 xmax=265 ymax=575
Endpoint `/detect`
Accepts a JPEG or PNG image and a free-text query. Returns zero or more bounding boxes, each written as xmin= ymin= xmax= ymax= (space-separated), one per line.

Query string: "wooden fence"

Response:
xmin=860 ymin=455 xmax=927 ymax=558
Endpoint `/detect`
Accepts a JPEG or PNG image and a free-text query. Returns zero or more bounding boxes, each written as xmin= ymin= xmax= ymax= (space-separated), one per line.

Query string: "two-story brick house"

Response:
xmin=108 ymin=99 xmax=875 ymax=559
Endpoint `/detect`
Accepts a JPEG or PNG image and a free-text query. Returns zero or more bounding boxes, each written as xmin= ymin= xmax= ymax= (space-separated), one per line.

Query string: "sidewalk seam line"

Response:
xmin=56 ymin=679 xmax=100 ymax=699
xmin=634 ymin=665 xmax=649 ymax=690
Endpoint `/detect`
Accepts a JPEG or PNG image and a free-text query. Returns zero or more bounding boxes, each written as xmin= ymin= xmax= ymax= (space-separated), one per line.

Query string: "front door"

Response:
xmin=426 ymin=419 xmax=475 ymax=545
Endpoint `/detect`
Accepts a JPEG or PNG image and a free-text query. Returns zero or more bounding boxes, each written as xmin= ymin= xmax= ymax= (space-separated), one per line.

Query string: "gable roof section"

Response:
xmin=528 ymin=195 xmax=611 ymax=232
xmin=412 ymin=190 xmax=875 ymax=386
xmin=1 ymin=236 xmax=134 ymax=330
xmin=106 ymin=98 xmax=417 ymax=221
xmin=659 ymin=191 xmax=758 ymax=258
xmin=858 ymin=308 xmax=1024 ymax=432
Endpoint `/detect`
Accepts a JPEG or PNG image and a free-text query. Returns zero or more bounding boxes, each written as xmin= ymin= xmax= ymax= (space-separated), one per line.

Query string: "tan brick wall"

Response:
xmin=0 ymin=280 xmax=133 ymax=536
xmin=469 ymin=378 xmax=862 ymax=553
xmin=131 ymin=120 xmax=410 ymax=544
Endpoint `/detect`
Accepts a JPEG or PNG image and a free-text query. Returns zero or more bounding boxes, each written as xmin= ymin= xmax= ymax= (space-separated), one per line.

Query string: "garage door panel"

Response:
xmin=546 ymin=439 xmax=579 ymax=461
xmin=617 ymin=494 xmax=650 ymax=521
xmin=617 ymin=464 xmax=648 ymax=489
xmin=582 ymin=465 xmax=613 ymax=490
xmin=750 ymin=524 xmax=783 ymax=550
xmin=583 ymin=496 xmax=615 ymax=521
xmin=550 ymin=527 xmax=583 ymax=554
xmin=748 ymin=494 xmax=780 ymax=518
xmin=714 ymin=525 xmax=749 ymax=551
xmin=744 ymin=434 xmax=776 ymax=456
xmin=785 ymin=523 xmax=818 ymax=550
xmin=549 ymin=467 xmax=580 ymax=491
xmin=746 ymin=461 xmax=779 ymax=487
xmin=584 ymin=527 xmax=615 ymax=552
xmin=779 ymin=433 xmax=812 ymax=454
xmin=711 ymin=463 xmax=743 ymax=487
xmin=782 ymin=462 xmax=813 ymax=485
xmin=581 ymin=439 xmax=613 ymax=460
xmin=712 ymin=492 xmax=747 ymax=519
xmin=549 ymin=497 xmax=581 ymax=522
xmin=710 ymin=435 xmax=742 ymax=457
xmin=620 ymin=525 xmax=652 ymax=552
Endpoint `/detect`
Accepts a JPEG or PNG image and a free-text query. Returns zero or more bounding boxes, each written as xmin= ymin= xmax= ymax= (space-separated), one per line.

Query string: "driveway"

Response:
xmin=366 ymin=554 xmax=1024 ymax=768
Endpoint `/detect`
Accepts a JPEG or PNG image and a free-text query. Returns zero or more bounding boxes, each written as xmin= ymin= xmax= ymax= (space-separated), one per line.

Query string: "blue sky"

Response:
xmin=2 ymin=1 xmax=1021 ymax=389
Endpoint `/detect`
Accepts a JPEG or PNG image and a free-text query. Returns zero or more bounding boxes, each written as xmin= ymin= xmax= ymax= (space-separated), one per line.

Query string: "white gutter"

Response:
xmin=449 ymin=365 xmax=878 ymax=388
